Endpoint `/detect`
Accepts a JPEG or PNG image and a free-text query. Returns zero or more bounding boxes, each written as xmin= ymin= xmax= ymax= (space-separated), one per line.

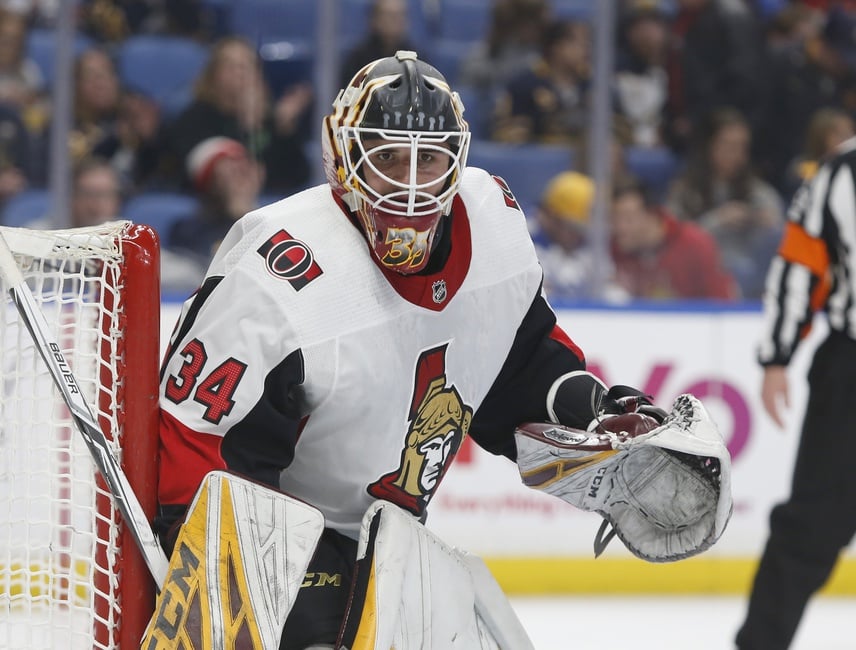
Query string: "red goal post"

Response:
xmin=0 ymin=221 xmax=160 ymax=649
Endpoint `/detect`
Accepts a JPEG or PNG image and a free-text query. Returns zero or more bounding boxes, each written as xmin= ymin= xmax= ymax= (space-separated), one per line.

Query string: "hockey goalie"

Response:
xmin=143 ymin=382 xmax=730 ymax=650
xmin=143 ymin=50 xmax=732 ymax=649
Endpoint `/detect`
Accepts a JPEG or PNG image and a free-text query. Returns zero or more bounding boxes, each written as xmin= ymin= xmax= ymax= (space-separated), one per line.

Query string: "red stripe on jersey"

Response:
xmin=376 ymin=195 xmax=472 ymax=310
xmin=157 ymin=409 xmax=227 ymax=505
xmin=549 ymin=324 xmax=585 ymax=364
xmin=335 ymin=192 xmax=473 ymax=311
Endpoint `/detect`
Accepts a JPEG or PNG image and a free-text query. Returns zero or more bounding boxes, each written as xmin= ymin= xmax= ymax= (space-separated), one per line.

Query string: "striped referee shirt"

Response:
xmin=759 ymin=137 xmax=856 ymax=366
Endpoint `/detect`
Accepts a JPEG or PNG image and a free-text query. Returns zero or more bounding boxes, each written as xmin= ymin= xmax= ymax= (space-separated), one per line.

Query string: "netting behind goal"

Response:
xmin=0 ymin=222 xmax=161 ymax=649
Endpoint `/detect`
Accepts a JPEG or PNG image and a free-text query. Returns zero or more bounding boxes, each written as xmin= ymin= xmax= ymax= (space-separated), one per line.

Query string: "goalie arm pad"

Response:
xmin=515 ymin=394 xmax=732 ymax=563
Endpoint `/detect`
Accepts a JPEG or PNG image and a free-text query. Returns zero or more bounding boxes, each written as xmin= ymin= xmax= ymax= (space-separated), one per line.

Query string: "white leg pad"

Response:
xmin=337 ymin=500 xmax=534 ymax=650
xmin=141 ymin=470 xmax=325 ymax=649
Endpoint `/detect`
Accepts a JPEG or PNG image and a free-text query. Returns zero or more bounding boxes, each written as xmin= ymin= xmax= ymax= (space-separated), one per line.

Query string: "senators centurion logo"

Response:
xmin=257 ymin=229 xmax=323 ymax=290
xmin=367 ymin=345 xmax=472 ymax=517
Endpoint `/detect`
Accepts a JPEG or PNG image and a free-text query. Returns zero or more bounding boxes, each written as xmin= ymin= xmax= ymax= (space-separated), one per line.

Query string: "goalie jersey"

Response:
xmin=156 ymin=167 xmax=586 ymax=540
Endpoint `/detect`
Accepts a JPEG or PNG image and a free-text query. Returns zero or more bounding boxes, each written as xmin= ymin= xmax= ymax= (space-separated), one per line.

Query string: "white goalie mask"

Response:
xmin=322 ymin=50 xmax=470 ymax=274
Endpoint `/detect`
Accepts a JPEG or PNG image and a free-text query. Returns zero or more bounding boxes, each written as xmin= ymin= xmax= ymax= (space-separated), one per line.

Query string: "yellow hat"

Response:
xmin=541 ymin=172 xmax=595 ymax=224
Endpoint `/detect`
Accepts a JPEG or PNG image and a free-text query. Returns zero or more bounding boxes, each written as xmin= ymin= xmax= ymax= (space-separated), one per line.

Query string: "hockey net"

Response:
xmin=0 ymin=222 xmax=160 ymax=649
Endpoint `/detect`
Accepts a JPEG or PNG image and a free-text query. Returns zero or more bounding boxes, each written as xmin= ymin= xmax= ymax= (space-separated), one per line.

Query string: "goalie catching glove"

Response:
xmin=515 ymin=393 xmax=732 ymax=562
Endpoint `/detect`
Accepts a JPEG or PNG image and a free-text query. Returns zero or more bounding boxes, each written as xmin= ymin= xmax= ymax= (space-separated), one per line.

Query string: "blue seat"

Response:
xmin=26 ymin=29 xmax=93 ymax=87
xmin=553 ymin=0 xmax=595 ymax=21
xmin=258 ymin=38 xmax=314 ymax=96
xmin=455 ymin=84 xmax=492 ymax=139
xmin=438 ymin=0 xmax=491 ymax=42
xmin=466 ymin=141 xmax=573 ymax=215
xmin=753 ymin=0 xmax=786 ymax=18
xmin=2 ymin=189 xmax=52 ymax=227
xmin=337 ymin=0 xmax=373 ymax=54
xmin=122 ymin=192 xmax=200 ymax=246
xmin=117 ymin=36 xmax=210 ymax=118
xmin=429 ymin=39 xmax=474 ymax=86
xmin=624 ymin=146 xmax=682 ymax=202
xmin=228 ymin=0 xmax=318 ymax=42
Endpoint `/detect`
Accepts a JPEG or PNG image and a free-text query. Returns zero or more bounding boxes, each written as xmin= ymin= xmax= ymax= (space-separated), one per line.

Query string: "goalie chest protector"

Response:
xmin=161 ymin=167 xmax=543 ymax=539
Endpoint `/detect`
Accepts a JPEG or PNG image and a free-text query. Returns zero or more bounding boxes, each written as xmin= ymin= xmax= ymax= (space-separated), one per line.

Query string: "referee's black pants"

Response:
xmin=736 ymin=332 xmax=856 ymax=649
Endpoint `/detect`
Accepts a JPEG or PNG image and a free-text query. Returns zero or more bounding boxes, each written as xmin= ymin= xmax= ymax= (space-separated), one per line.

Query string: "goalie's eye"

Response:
xmin=372 ymin=150 xmax=394 ymax=163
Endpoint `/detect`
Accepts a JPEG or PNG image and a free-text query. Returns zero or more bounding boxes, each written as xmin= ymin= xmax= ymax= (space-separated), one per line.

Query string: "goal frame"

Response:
xmin=95 ymin=222 xmax=161 ymax=647
xmin=0 ymin=222 xmax=161 ymax=648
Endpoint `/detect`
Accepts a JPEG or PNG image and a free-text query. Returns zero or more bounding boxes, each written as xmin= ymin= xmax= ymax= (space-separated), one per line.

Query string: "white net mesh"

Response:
xmin=0 ymin=222 xmax=132 ymax=650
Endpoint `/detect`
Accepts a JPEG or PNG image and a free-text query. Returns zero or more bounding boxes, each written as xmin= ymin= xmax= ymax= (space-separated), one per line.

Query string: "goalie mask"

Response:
xmin=322 ymin=50 xmax=470 ymax=274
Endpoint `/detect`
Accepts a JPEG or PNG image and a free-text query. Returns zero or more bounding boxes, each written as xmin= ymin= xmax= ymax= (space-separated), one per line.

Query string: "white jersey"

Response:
xmin=158 ymin=167 xmax=576 ymax=539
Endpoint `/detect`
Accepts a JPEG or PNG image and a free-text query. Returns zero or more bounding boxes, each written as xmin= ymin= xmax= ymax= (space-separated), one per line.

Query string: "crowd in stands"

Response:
xmin=0 ymin=0 xmax=854 ymax=302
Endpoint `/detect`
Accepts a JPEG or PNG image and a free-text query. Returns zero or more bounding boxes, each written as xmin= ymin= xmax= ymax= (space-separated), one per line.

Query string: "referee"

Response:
xmin=736 ymin=136 xmax=856 ymax=649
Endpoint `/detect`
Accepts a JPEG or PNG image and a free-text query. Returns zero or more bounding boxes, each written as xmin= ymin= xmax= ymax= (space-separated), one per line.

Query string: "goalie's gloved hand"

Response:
xmin=598 ymin=384 xmax=668 ymax=424
xmin=516 ymin=394 xmax=732 ymax=563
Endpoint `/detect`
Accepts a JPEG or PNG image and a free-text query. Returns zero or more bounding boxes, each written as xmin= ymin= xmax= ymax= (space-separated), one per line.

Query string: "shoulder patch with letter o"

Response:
xmin=258 ymin=229 xmax=323 ymax=290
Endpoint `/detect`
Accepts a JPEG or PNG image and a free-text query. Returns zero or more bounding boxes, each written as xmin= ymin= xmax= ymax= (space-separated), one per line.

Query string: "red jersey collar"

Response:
xmin=333 ymin=192 xmax=472 ymax=311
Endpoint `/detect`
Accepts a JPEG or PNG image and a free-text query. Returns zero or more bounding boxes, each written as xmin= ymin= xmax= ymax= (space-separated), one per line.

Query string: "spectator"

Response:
xmin=168 ymin=136 xmax=263 ymax=268
xmin=610 ymin=173 xmax=737 ymax=300
xmin=531 ymin=170 xmax=627 ymax=302
xmin=25 ymin=156 xmax=206 ymax=292
xmin=458 ymin=0 xmax=551 ymax=96
xmin=665 ymin=0 xmax=765 ymax=154
xmin=94 ymin=86 xmax=178 ymax=195
xmin=491 ymin=18 xmax=591 ymax=147
xmin=69 ymin=155 xmax=120 ymax=226
xmin=0 ymin=9 xmax=45 ymax=118
xmin=577 ymin=124 xmax=634 ymax=182
xmin=754 ymin=2 xmax=852 ymax=194
xmin=0 ymin=103 xmax=32 ymax=209
xmin=818 ymin=5 xmax=856 ymax=112
xmin=0 ymin=9 xmax=48 ymax=185
xmin=339 ymin=0 xmax=416 ymax=89
xmin=614 ymin=0 xmax=672 ymax=148
xmin=79 ymin=0 xmax=217 ymax=43
xmin=79 ymin=0 xmax=133 ymax=43
xmin=2 ymin=1 xmax=59 ymax=28
xmin=666 ymin=107 xmax=785 ymax=299
xmin=168 ymin=36 xmax=311 ymax=196
xmin=781 ymin=105 xmax=854 ymax=200
xmin=24 ymin=156 xmax=122 ymax=229
xmin=67 ymin=47 xmax=121 ymax=166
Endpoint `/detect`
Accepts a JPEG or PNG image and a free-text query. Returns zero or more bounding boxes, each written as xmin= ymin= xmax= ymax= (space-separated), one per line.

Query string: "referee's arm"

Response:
xmin=758 ymin=156 xmax=851 ymax=367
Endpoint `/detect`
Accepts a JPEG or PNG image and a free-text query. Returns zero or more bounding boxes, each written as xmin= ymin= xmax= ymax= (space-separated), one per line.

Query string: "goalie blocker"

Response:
xmin=515 ymin=393 xmax=732 ymax=562
xmin=141 ymin=472 xmax=325 ymax=649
